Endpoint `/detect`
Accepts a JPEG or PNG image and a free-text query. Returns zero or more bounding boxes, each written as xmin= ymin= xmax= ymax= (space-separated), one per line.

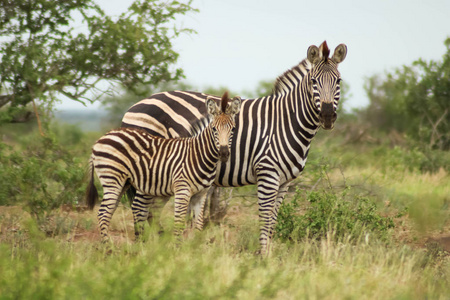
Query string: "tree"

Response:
xmin=0 ymin=0 xmax=197 ymax=131
xmin=362 ymin=38 xmax=450 ymax=150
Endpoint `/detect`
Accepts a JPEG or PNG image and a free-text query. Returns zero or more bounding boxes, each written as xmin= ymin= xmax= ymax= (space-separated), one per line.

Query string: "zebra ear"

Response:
xmin=332 ymin=44 xmax=347 ymax=64
xmin=307 ymin=45 xmax=321 ymax=65
xmin=226 ymin=96 xmax=242 ymax=116
xmin=206 ymin=96 xmax=220 ymax=117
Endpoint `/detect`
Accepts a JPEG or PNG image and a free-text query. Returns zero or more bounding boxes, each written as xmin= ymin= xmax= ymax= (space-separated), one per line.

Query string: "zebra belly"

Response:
xmin=131 ymin=175 xmax=175 ymax=197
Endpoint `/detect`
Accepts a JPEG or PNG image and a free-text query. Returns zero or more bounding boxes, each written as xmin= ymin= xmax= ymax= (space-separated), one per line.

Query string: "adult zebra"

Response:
xmin=122 ymin=41 xmax=347 ymax=254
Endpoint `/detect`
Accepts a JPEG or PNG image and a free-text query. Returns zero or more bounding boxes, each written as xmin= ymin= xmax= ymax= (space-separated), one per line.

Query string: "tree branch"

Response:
xmin=0 ymin=95 xmax=13 ymax=108
xmin=425 ymin=108 xmax=448 ymax=148
xmin=26 ymin=82 xmax=45 ymax=137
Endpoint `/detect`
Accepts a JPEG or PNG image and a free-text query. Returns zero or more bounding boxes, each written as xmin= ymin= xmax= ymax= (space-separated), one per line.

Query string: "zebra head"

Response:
xmin=307 ymin=41 xmax=347 ymax=130
xmin=206 ymin=92 xmax=241 ymax=162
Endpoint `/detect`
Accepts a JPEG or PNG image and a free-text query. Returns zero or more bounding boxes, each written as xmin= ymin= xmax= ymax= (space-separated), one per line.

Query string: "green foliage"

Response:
xmin=362 ymin=37 xmax=450 ymax=150
xmin=373 ymin=145 xmax=450 ymax=173
xmin=276 ymin=187 xmax=396 ymax=244
xmin=0 ymin=0 xmax=197 ymax=123
xmin=336 ymin=142 xmax=450 ymax=173
xmin=241 ymin=79 xmax=275 ymax=98
xmin=0 ymin=124 xmax=91 ymax=230
xmin=234 ymin=219 xmax=260 ymax=253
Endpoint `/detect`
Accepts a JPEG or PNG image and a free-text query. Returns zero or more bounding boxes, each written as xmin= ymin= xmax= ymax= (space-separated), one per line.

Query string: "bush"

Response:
xmin=275 ymin=187 xmax=396 ymax=244
xmin=0 ymin=125 xmax=88 ymax=232
xmin=372 ymin=145 xmax=450 ymax=173
xmin=361 ymin=38 xmax=450 ymax=151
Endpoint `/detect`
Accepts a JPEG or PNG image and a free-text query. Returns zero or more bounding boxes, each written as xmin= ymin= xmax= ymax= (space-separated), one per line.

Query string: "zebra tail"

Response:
xmin=86 ymin=157 xmax=98 ymax=210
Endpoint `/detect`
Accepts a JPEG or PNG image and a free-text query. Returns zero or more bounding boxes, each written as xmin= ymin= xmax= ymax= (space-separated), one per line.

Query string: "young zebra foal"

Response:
xmin=86 ymin=92 xmax=241 ymax=242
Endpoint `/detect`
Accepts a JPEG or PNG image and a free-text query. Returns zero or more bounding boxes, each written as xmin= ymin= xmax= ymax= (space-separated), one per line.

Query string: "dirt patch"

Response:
xmin=426 ymin=236 xmax=450 ymax=253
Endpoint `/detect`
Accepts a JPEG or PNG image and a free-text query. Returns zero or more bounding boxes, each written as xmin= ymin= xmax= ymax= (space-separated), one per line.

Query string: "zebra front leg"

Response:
xmin=173 ymin=189 xmax=192 ymax=241
xmin=256 ymin=170 xmax=281 ymax=256
xmin=267 ymin=182 xmax=290 ymax=241
xmin=131 ymin=192 xmax=155 ymax=241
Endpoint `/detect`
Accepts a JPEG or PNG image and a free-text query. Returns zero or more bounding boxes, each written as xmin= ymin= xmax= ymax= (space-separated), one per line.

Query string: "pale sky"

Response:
xmin=58 ymin=0 xmax=450 ymax=111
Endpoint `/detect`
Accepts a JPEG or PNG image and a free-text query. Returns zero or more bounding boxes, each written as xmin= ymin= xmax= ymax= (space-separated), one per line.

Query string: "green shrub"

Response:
xmin=275 ymin=187 xmax=396 ymax=244
xmin=372 ymin=145 xmax=449 ymax=173
xmin=0 ymin=126 xmax=88 ymax=232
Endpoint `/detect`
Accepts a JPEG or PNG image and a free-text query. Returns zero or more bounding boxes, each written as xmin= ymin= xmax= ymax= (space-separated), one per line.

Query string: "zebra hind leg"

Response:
xmin=131 ymin=192 xmax=155 ymax=241
xmin=146 ymin=196 xmax=170 ymax=235
xmin=97 ymin=184 xmax=126 ymax=243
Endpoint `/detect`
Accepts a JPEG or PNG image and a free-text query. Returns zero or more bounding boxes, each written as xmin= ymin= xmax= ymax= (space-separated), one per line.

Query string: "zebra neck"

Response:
xmin=273 ymin=59 xmax=320 ymax=130
xmin=260 ymin=63 xmax=320 ymax=165
xmin=190 ymin=126 xmax=220 ymax=168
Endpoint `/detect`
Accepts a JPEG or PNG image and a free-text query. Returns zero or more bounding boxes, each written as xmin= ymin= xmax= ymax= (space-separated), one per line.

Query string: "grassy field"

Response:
xmin=0 ymin=123 xmax=449 ymax=299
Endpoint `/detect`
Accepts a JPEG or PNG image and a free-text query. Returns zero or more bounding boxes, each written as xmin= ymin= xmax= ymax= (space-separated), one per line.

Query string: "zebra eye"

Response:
xmin=311 ymin=77 xmax=317 ymax=84
xmin=337 ymin=78 xmax=342 ymax=84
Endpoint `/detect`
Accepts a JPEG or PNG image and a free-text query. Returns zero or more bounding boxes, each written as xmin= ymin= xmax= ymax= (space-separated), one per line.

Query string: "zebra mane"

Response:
xmin=273 ymin=59 xmax=310 ymax=96
xmin=221 ymin=91 xmax=229 ymax=112
xmin=321 ymin=41 xmax=330 ymax=62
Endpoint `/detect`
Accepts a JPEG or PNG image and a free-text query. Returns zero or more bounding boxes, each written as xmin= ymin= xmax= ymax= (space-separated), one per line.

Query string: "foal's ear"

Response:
xmin=226 ymin=96 xmax=242 ymax=116
xmin=206 ymin=96 xmax=221 ymax=117
xmin=332 ymin=44 xmax=347 ymax=64
xmin=307 ymin=45 xmax=321 ymax=65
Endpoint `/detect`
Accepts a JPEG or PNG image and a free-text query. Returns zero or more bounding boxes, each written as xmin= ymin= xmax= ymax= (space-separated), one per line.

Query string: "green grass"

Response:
xmin=0 ymin=214 xmax=448 ymax=300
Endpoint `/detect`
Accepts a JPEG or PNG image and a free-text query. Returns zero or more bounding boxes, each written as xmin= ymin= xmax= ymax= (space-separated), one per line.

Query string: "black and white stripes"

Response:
xmin=86 ymin=93 xmax=241 ymax=241
xmin=120 ymin=41 xmax=347 ymax=254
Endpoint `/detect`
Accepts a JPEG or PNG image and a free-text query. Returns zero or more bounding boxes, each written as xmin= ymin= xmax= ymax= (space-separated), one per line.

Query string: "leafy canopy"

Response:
xmin=0 ymin=0 xmax=196 ymax=123
xmin=363 ymin=38 xmax=450 ymax=150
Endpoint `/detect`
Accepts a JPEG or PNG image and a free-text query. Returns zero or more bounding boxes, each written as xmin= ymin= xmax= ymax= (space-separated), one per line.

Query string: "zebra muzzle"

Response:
xmin=319 ymin=102 xmax=337 ymax=130
xmin=219 ymin=145 xmax=230 ymax=162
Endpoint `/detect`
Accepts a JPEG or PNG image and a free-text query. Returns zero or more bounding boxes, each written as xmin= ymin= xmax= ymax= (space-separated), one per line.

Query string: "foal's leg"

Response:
xmin=173 ymin=186 xmax=192 ymax=240
xmin=131 ymin=192 xmax=154 ymax=240
xmin=146 ymin=196 xmax=171 ymax=234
